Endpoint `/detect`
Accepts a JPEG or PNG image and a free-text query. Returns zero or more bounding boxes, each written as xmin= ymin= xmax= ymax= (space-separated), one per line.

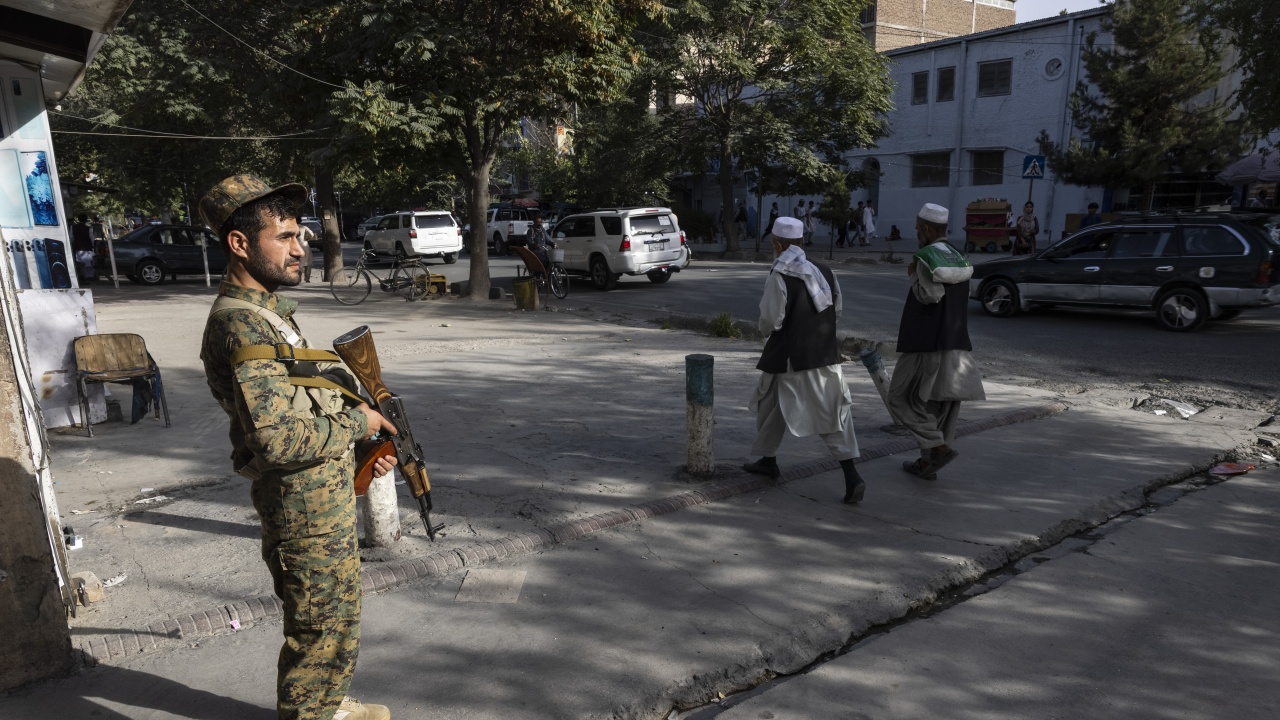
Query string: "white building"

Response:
xmin=843 ymin=6 xmax=1111 ymax=244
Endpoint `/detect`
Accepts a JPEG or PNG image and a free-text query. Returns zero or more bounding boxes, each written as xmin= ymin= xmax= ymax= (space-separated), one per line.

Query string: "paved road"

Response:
xmin=97 ymin=244 xmax=1280 ymax=393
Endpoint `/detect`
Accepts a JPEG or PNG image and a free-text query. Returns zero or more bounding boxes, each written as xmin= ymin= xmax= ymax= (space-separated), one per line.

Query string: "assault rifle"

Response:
xmin=333 ymin=325 xmax=444 ymax=540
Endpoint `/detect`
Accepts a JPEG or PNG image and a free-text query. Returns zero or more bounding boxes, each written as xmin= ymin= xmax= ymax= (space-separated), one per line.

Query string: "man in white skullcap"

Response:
xmin=743 ymin=216 xmax=866 ymax=504
xmin=887 ymin=203 xmax=985 ymax=480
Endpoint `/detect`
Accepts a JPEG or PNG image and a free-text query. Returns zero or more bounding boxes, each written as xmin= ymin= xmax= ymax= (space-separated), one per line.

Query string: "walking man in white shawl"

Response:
xmin=888 ymin=203 xmax=986 ymax=480
xmin=743 ymin=217 xmax=866 ymax=504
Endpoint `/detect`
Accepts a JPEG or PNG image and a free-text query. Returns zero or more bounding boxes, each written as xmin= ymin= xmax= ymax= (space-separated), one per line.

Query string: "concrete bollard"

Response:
xmin=361 ymin=470 xmax=402 ymax=546
xmin=686 ymin=354 xmax=714 ymax=475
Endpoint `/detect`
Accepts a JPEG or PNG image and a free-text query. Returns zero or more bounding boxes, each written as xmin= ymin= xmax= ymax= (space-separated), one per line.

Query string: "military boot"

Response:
xmin=335 ymin=696 xmax=390 ymax=720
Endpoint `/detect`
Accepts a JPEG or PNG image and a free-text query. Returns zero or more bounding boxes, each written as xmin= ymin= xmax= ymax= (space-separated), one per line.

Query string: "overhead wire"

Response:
xmin=173 ymin=0 xmax=348 ymax=90
xmin=50 ymin=110 xmax=325 ymax=139
xmin=52 ymin=130 xmax=328 ymax=141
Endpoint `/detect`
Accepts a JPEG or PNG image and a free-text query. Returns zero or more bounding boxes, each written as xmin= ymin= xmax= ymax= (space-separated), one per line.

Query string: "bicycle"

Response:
xmin=330 ymin=249 xmax=430 ymax=305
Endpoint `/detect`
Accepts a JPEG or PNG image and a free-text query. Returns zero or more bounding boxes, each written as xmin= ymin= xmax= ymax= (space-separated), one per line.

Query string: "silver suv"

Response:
xmin=551 ymin=207 xmax=691 ymax=290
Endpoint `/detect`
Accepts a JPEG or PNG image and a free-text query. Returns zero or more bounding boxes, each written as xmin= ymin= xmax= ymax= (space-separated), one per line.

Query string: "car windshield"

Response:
xmin=629 ymin=214 xmax=676 ymax=235
xmin=1238 ymin=214 xmax=1280 ymax=250
xmin=415 ymin=215 xmax=454 ymax=229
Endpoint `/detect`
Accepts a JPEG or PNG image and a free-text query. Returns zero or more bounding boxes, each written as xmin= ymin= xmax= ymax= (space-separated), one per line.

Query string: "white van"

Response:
xmin=364 ymin=211 xmax=463 ymax=263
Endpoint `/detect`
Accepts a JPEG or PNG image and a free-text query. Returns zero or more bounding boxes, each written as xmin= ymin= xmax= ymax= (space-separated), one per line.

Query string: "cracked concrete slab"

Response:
xmin=714 ymin=469 xmax=1280 ymax=720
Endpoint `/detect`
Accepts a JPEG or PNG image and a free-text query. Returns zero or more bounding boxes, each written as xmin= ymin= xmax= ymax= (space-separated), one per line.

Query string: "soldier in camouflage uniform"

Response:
xmin=198 ymin=175 xmax=396 ymax=720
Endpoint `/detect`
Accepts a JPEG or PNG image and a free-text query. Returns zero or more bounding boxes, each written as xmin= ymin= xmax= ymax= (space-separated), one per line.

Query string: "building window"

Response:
xmin=911 ymin=152 xmax=952 ymax=188
xmin=977 ymin=60 xmax=1012 ymax=97
xmin=971 ymin=150 xmax=1004 ymax=185
xmin=859 ymin=2 xmax=877 ymax=24
xmin=936 ymin=66 xmax=956 ymax=102
xmin=911 ymin=71 xmax=929 ymax=105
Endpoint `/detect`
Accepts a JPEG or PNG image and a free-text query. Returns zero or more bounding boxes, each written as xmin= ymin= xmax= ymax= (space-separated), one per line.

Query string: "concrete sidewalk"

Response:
xmin=3 ymin=283 xmax=1271 ymax=719
xmin=713 ymin=468 xmax=1280 ymax=720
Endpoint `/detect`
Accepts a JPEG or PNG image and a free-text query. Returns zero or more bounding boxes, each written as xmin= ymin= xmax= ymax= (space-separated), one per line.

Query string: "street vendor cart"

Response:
xmin=962 ymin=199 xmax=1013 ymax=253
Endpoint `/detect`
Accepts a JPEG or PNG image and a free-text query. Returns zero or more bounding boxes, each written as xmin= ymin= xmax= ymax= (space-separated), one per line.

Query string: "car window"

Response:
xmin=600 ymin=217 xmax=623 ymax=236
xmin=1108 ymin=229 xmax=1175 ymax=259
xmin=1238 ymin=214 xmax=1280 ymax=250
xmin=152 ymin=229 xmax=192 ymax=246
xmin=1047 ymin=231 xmax=1109 ymax=259
xmin=628 ymin=214 xmax=676 ymax=235
xmin=570 ymin=217 xmax=597 ymax=237
xmin=552 ymin=218 xmax=575 ymax=237
xmin=377 ymin=216 xmax=397 ymax=230
xmin=415 ymin=215 xmax=454 ymax=229
xmin=496 ymin=210 xmax=510 ymax=222
xmin=1181 ymin=226 xmax=1246 ymax=256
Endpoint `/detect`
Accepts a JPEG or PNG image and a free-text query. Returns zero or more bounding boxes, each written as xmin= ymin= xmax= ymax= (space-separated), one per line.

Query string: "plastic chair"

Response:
xmin=72 ymin=333 xmax=171 ymax=437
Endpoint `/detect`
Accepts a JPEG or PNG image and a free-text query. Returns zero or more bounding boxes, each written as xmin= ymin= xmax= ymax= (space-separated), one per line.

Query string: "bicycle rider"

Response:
xmin=526 ymin=213 xmax=553 ymax=276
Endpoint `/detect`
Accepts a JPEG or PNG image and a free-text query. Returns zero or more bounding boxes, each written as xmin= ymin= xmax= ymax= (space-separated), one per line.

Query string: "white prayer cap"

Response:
xmin=772 ymin=216 xmax=804 ymax=239
xmin=918 ymin=203 xmax=949 ymax=224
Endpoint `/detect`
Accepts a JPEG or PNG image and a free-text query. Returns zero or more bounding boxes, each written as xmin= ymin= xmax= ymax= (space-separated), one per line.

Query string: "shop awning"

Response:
xmin=0 ymin=1 xmax=135 ymax=102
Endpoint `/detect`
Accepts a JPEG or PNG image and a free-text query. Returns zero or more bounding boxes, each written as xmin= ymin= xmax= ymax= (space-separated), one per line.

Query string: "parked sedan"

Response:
xmin=97 ymin=225 xmax=226 ymax=285
xmin=356 ymin=216 xmax=382 ymax=241
xmin=970 ymin=212 xmax=1280 ymax=331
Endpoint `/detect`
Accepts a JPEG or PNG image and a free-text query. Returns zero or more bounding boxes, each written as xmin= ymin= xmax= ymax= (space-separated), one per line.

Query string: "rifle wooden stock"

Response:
xmin=333 ymin=325 xmax=443 ymax=540
xmin=332 ymin=325 xmax=392 ymax=404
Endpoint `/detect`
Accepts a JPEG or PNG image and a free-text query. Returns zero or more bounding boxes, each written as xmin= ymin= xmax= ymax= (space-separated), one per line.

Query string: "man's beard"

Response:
xmin=245 ymin=250 xmax=302 ymax=288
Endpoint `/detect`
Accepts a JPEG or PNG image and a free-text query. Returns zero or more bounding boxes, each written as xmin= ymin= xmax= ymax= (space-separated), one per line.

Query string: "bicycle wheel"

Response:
xmin=330 ymin=267 xmax=372 ymax=305
xmin=392 ymin=263 xmax=429 ymax=301
xmin=549 ymin=265 xmax=568 ymax=299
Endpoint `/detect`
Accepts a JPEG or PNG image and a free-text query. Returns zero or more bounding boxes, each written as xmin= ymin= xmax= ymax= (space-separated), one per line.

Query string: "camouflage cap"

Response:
xmin=197 ymin=174 xmax=308 ymax=232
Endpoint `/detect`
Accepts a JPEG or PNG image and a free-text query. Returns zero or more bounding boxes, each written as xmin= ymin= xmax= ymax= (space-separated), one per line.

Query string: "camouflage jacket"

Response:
xmin=200 ymin=281 xmax=367 ymax=539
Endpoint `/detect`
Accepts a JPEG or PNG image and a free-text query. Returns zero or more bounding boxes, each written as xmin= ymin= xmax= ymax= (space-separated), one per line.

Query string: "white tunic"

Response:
xmin=748 ymin=270 xmax=854 ymax=437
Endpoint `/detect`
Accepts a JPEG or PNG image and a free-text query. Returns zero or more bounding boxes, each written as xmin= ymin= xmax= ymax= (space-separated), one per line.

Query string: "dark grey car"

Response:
xmin=97 ymin=225 xmax=226 ymax=285
xmin=971 ymin=212 xmax=1280 ymax=332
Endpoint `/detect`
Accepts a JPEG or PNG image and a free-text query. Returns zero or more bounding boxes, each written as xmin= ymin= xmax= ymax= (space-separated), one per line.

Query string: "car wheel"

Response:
xmin=394 ymin=242 xmax=408 ymax=261
xmin=647 ymin=268 xmax=672 ymax=284
xmin=136 ymin=260 xmax=165 ymax=286
xmin=590 ymin=257 xmax=618 ymax=291
xmin=985 ymin=241 xmax=997 ymax=253
xmin=964 ymin=241 xmax=976 ymax=253
xmin=1156 ymin=288 xmax=1207 ymax=332
xmin=442 ymin=252 xmax=458 ymax=264
xmin=980 ymin=278 xmax=1019 ymax=317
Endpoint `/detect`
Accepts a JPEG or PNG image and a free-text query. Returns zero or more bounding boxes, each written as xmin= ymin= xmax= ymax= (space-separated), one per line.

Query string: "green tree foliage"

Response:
xmin=331 ymin=0 xmax=660 ymax=298
xmin=652 ymin=0 xmax=891 ymax=252
xmin=1194 ymin=1 xmax=1280 ymax=139
xmin=1037 ymin=0 xmax=1242 ymax=211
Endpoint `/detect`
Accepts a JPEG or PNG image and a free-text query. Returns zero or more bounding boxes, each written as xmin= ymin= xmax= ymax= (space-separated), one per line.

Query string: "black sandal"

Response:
xmin=901 ymin=458 xmax=938 ymax=481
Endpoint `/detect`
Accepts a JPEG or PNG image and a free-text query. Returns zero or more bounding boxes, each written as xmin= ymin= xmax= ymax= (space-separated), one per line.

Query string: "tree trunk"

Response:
xmin=719 ymin=138 xmax=739 ymax=252
xmin=315 ymin=166 xmax=342 ymax=281
xmin=466 ymin=157 xmax=494 ymax=299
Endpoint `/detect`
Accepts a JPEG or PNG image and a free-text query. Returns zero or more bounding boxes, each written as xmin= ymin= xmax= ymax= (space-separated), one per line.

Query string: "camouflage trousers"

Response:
xmin=264 ymin=528 xmax=362 ymax=720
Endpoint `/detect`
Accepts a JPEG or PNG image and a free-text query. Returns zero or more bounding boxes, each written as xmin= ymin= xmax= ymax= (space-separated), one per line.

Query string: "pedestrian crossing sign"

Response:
xmin=1022 ymin=155 xmax=1046 ymax=179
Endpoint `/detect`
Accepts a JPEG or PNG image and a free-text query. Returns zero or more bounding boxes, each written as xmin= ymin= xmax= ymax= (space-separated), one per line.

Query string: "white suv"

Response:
xmin=551 ymin=207 xmax=690 ymax=290
xmin=364 ymin=211 xmax=463 ymax=264
xmin=486 ymin=207 xmax=537 ymax=256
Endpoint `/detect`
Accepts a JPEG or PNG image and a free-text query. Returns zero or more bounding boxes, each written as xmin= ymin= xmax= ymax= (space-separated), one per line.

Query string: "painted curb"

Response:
xmin=76 ymin=401 xmax=1071 ymax=665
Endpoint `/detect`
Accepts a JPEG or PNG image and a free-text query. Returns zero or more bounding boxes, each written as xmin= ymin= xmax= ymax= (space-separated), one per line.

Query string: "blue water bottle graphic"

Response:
xmin=9 ymin=240 xmax=31 ymax=289
xmin=32 ymin=239 xmax=53 ymax=289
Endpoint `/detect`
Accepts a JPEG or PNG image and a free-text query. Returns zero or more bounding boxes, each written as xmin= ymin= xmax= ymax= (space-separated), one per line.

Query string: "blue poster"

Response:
xmin=21 ymin=151 xmax=58 ymax=226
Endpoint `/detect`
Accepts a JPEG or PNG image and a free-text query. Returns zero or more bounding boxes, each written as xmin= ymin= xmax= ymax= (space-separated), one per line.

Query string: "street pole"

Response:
xmin=686 ymin=354 xmax=714 ymax=475
xmin=105 ymin=217 xmax=119 ymax=289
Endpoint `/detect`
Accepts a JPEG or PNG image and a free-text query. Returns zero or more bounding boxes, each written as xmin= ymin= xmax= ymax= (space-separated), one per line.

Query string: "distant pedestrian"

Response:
xmin=794 ymin=204 xmax=803 ymax=220
xmin=837 ymin=217 xmax=849 ymax=248
xmin=888 ymin=225 xmax=902 ymax=242
xmin=297 ymin=222 xmax=315 ymax=282
xmin=1248 ymin=190 xmax=1270 ymax=208
xmin=803 ymin=201 xmax=816 ymax=246
xmin=766 ymin=202 xmax=779 ymax=236
xmin=735 ymin=202 xmax=748 ymax=242
xmin=863 ymin=200 xmax=877 ymax=241
xmin=853 ymin=202 xmax=866 ymax=246
xmin=1013 ymin=201 xmax=1039 ymax=255
xmin=743 ymin=216 xmax=865 ymax=504
xmin=1078 ymin=202 xmax=1104 ymax=231
xmin=888 ymin=203 xmax=985 ymax=481
xmin=71 ymin=214 xmax=95 ymax=284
